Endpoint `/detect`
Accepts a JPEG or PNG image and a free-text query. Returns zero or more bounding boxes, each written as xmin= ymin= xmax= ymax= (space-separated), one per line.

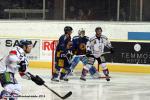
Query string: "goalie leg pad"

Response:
xmin=89 ymin=66 xmax=100 ymax=78
xmin=89 ymin=66 xmax=97 ymax=75
xmin=80 ymin=56 xmax=88 ymax=65
xmin=65 ymin=56 xmax=80 ymax=76
xmin=70 ymin=56 xmax=80 ymax=70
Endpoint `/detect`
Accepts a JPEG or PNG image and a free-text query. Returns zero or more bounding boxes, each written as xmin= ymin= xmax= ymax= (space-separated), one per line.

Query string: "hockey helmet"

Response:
xmin=95 ymin=27 xmax=102 ymax=32
xmin=64 ymin=26 xmax=73 ymax=33
xmin=18 ymin=39 xmax=32 ymax=48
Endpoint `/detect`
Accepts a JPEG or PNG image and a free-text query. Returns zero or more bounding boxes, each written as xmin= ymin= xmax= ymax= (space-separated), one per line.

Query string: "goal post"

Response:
xmin=51 ymin=40 xmax=58 ymax=75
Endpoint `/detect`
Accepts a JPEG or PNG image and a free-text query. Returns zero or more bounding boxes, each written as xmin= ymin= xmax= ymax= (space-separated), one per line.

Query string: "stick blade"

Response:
xmin=62 ymin=91 xmax=72 ymax=99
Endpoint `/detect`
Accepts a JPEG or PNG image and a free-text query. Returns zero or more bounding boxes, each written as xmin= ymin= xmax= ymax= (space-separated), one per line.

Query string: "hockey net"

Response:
xmin=51 ymin=40 xmax=108 ymax=78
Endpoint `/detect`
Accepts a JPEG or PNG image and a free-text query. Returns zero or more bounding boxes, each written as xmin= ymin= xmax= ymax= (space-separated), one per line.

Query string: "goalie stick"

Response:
xmin=28 ymin=72 xmax=72 ymax=99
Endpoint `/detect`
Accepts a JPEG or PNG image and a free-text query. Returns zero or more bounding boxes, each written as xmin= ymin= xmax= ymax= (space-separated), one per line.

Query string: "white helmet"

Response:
xmin=78 ymin=28 xmax=85 ymax=37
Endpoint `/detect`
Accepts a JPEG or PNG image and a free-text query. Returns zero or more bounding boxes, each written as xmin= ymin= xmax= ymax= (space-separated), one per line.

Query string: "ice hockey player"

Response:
xmin=64 ymin=28 xmax=90 ymax=80
xmin=84 ymin=27 xmax=114 ymax=81
xmin=0 ymin=39 xmax=45 ymax=100
xmin=51 ymin=26 xmax=73 ymax=82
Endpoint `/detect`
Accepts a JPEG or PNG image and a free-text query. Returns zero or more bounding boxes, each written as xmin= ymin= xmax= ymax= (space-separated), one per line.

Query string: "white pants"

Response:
xmin=4 ymin=83 xmax=22 ymax=95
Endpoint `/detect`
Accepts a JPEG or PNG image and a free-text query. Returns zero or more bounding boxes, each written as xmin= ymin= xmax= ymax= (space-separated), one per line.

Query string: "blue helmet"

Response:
xmin=18 ymin=39 xmax=32 ymax=48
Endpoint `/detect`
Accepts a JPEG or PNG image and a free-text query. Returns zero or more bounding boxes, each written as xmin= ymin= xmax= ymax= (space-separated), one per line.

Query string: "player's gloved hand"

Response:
xmin=18 ymin=61 xmax=26 ymax=72
xmin=86 ymin=50 xmax=92 ymax=57
xmin=109 ymin=48 xmax=114 ymax=54
xmin=60 ymin=54 xmax=66 ymax=57
xmin=31 ymin=75 xmax=45 ymax=86
xmin=66 ymin=51 xmax=73 ymax=59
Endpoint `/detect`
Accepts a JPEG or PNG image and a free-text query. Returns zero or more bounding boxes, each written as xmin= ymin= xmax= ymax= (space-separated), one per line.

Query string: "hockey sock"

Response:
xmin=102 ymin=68 xmax=109 ymax=76
xmin=103 ymin=69 xmax=110 ymax=81
xmin=52 ymin=73 xmax=59 ymax=79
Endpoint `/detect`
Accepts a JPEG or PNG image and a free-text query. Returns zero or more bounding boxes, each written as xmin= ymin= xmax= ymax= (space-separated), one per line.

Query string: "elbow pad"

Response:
xmin=8 ymin=55 xmax=20 ymax=67
xmin=8 ymin=55 xmax=20 ymax=63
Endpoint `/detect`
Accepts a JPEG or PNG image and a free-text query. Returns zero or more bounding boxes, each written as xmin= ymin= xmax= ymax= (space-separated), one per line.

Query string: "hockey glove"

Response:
xmin=86 ymin=50 xmax=92 ymax=57
xmin=66 ymin=52 xmax=73 ymax=59
xmin=18 ymin=61 xmax=26 ymax=72
xmin=31 ymin=75 xmax=45 ymax=86
xmin=109 ymin=48 xmax=114 ymax=54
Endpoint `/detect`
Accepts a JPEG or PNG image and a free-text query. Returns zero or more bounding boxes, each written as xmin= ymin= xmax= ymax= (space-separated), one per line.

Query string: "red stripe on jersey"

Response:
xmin=9 ymin=50 xmax=17 ymax=55
xmin=19 ymin=72 xmax=25 ymax=76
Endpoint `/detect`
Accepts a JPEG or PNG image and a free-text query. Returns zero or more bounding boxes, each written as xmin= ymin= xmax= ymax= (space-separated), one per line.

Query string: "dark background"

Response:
xmin=105 ymin=41 xmax=150 ymax=64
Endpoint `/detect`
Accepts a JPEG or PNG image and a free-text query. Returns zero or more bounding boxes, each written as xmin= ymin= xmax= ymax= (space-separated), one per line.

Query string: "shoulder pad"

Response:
xmin=84 ymin=36 xmax=89 ymax=40
xmin=59 ymin=34 xmax=67 ymax=41
xmin=16 ymin=46 xmax=25 ymax=56
xmin=101 ymin=35 xmax=108 ymax=40
xmin=73 ymin=36 xmax=79 ymax=39
xmin=90 ymin=36 xmax=97 ymax=42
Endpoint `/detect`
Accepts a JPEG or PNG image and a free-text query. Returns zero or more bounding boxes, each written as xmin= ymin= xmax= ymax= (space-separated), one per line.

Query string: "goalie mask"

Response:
xmin=78 ymin=28 xmax=85 ymax=37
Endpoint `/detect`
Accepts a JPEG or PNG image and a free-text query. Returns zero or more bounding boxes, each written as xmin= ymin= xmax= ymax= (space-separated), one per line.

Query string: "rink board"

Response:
xmin=29 ymin=61 xmax=150 ymax=73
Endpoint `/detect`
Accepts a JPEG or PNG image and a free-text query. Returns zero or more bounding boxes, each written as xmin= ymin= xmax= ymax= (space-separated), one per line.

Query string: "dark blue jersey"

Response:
xmin=56 ymin=34 xmax=71 ymax=54
xmin=72 ymin=36 xmax=89 ymax=55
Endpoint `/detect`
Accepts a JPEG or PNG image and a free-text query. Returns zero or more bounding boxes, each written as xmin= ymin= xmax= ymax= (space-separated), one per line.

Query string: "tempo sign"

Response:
xmin=105 ymin=41 xmax=150 ymax=64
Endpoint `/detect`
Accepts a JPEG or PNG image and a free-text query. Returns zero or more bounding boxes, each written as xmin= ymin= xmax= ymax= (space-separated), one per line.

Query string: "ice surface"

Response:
xmin=1 ymin=68 xmax=150 ymax=100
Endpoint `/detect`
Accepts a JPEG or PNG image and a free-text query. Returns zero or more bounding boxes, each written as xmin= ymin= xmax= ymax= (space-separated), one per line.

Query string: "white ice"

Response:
xmin=1 ymin=68 xmax=150 ymax=100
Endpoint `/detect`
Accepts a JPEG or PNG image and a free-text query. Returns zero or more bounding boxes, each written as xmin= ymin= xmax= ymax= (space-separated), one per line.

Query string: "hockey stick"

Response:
xmin=43 ymin=84 xmax=72 ymax=99
xmin=27 ymin=72 xmax=72 ymax=99
xmin=101 ymin=51 xmax=111 ymax=55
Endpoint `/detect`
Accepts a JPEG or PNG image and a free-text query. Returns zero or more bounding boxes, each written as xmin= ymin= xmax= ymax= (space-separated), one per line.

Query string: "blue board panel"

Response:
xmin=128 ymin=32 xmax=150 ymax=40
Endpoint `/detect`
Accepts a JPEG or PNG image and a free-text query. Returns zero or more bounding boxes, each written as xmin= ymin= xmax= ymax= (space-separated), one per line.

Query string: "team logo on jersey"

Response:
xmin=67 ymin=41 xmax=72 ymax=49
xmin=79 ymin=43 xmax=86 ymax=50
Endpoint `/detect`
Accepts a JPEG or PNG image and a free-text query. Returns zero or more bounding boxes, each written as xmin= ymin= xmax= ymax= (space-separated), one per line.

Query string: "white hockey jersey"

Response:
xmin=0 ymin=46 xmax=28 ymax=74
xmin=86 ymin=35 xmax=112 ymax=58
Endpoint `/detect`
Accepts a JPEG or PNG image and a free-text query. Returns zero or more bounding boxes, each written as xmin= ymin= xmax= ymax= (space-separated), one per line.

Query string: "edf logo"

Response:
xmin=42 ymin=40 xmax=57 ymax=51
